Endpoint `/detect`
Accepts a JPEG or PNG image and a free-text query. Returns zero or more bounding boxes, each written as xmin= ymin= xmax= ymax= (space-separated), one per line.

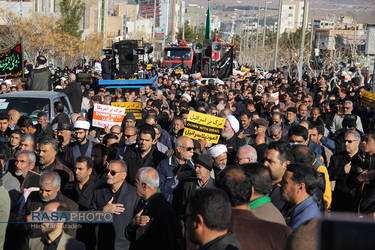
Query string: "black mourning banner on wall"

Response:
xmin=0 ymin=42 xmax=23 ymax=78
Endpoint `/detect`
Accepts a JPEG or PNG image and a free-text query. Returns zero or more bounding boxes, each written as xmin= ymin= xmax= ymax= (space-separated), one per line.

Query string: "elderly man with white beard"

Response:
xmin=156 ymin=136 xmax=195 ymax=205
xmin=218 ymin=115 xmax=246 ymax=165
xmin=13 ymin=150 xmax=40 ymax=192
xmin=207 ymin=144 xmax=228 ymax=178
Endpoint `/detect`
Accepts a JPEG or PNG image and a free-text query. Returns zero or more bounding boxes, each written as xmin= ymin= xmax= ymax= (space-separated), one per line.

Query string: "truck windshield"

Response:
xmin=164 ymin=48 xmax=192 ymax=60
xmin=0 ymin=97 xmax=50 ymax=118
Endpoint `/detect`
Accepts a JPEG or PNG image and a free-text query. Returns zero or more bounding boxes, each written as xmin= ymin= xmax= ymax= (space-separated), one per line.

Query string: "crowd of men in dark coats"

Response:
xmin=0 ymin=63 xmax=374 ymax=249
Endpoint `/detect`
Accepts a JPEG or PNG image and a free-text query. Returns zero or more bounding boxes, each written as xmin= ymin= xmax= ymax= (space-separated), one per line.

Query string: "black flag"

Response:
xmin=0 ymin=42 xmax=23 ymax=78
xmin=217 ymin=46 xmax=233 ymax=79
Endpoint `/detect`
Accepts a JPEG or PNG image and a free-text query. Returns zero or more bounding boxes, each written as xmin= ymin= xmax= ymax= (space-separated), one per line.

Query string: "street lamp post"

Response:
xmin=298 ymin=0 xmax=309 ymax=80
xmin=255 ymin=0 xmax=261 ymax=69
xmin=262 ymin=1 xmax=271 ymax=49
xmin=262 ymin=1 xmax=271 ymax=69
xmin=274 ymin=0 xmax=282 ymax=70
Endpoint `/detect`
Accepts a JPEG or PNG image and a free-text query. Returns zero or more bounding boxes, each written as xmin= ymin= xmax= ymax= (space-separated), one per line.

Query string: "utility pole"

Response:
xmin=255 ymin=0 xmax=261 ymax=69
xmin=153 ymin=0 xmax=157 ymax=60
xmin=240 ymin=30 xmax=243 ymax=64
xmin=262 ymin=1 xmax=270 ymax=68
xmin=249 ymin=5 xmax=254 ymax=65
xmin=274 ymin=0 xmax=282 ymax=70
xmin=298 ymin=0 xmax=308 ymax=80
xmin=245 ymin=16 xmax=249 ymax=63
xmin=330 ymin=13 xmax=336 ymax=67
xmin=262 ymin=1 xmax=269 ymax=50
xmin=310 ymin=18 xmax=314 ymax=53
xmin=153 ymin=0 xmax=157 ymax=39
xmin=171 ymin=0 xmax=176 ymax=42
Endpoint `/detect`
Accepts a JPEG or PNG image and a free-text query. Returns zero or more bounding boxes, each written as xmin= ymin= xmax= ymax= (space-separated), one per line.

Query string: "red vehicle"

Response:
xmin=163 ymin=40 xmax=194 ymax=69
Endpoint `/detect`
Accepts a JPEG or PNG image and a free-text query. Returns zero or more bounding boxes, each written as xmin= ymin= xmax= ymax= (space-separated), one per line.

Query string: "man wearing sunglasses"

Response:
xmin=89 ymin=160 xmax=139 ymax=250
xmin=330 ymin=100 xmax=363 ymax=135
xmin=328 ymin=130 xmax=363 ymax=212
xmin=156 ymin=136 xmax=195 ymax=205
xmin=116 ymin=126 xmax=138 ymax=160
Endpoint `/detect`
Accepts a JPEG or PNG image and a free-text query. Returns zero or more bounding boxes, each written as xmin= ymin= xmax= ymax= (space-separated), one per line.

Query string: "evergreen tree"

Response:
xmin=176 ymin=21 xmax=206 ymax=43
xmin=59 ymin=0 xmax=85 ymax=38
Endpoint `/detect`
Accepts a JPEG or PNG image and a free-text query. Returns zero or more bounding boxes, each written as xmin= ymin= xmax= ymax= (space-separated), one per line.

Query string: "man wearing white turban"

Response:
xmin=64 ymin=120 xmax=96 ymax=167
xmin=207 ymin=144 xmax=228 ymax=178
xmin=218 ymin=115 xmax=246 ymax=165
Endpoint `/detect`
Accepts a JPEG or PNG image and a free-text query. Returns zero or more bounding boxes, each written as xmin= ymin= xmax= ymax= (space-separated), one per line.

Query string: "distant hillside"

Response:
xmin=184 ymin=0 xmax=374 ymax=24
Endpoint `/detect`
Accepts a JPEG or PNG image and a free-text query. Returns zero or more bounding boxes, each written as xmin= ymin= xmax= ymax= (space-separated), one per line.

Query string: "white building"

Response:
xmin=0 ymin=0 xmax=50 ymax=23
xmin=211 ymin=15 xmax=221 ymax=33
xmin=279 ymin=0 xmax=306 ymax=33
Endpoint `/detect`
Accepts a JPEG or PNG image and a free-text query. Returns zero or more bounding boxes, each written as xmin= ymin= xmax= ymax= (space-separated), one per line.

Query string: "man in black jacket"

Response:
xmin=125 ymin=167 xmax=177 ymax=250
xmin=123 ymin=125 xmax=167 ymax=185
xmin=62 ymin=155 xmax=96 ymax=249
xmin=26 ymin=55 xmax=52 ymax=91
xmin=89 ymin=160 xmax=139 ymax=250
xmin=55 ymin=73 xmax=82 ymax=113
xmin=51 ymin=102 xmax=70 ymax=125
xmin=328 ymin=130 xmax=363 ymax=212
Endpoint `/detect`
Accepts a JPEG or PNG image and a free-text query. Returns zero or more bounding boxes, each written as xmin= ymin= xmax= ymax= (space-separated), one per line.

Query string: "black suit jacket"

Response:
xmin=124 ymin=146 xmax=167 ymax=185
xmin=62 ymin=179 xmax=96 ymax=211
xmin=125 ymin=193 xmax=177 ymax=250
xmin=55 ymin=81 xmax=83 ymax=113
xmin=89 ymin=182 xmax=139 ymax=250
xmin=52 ymin=112 xmax=70 ymax=125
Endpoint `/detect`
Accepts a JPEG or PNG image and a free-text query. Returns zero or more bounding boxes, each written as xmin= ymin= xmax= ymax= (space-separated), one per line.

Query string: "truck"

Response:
xmin=163 ymin=40 xmax=194 ymax=69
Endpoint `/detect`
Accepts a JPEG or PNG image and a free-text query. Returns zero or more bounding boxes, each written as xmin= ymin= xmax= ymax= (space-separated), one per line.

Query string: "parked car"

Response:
xmin=0 ymin=91 xmax=73 ymax=122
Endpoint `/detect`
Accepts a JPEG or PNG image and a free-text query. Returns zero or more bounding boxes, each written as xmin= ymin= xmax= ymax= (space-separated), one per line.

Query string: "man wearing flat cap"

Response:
xmin=64 ymin=120 xmax=96 ymax=168
xmin=56 ymin=123 xmax=74 ymax=159
xmin=253 ymin=118 xmax=269 ymax=135
xmin=247 ymin=118 xmax=273 ymax=145
xmin=182 ymin=154 xmax=215 ymax=207
xmin=285 ymin=107 xmax=299 ymax=130
xmin=121 ymin=112 xmax=136 ymax=129
xmin=26 ymin=55 xmax=52 ymax=91
xmin=167 ymin=89 xmax=177 ymax=104
xmin=218 ymin=115 xmax=245 ymax=166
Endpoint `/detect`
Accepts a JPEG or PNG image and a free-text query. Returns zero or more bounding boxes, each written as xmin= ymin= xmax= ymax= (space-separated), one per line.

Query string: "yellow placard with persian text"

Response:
xmin=183 ymin=111 xmax=226 ymax=144
xmin=111 ymin=102 xmax=142 ymax=120
xmin=361 ymin=91 xmax=375 ymax=108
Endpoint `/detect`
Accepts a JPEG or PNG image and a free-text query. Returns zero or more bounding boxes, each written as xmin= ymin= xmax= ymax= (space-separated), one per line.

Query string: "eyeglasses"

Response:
xmin=105 ymin=169 xmax=125 ymax=175
xmin=344 ymin=140 xmax=358 ymax=144
xmin=181 ymin=146 xmax=194 ymax=151
xmin=344 ymin=107 xmax=351 ymax=110
xmin=124 ymin=134 xmax=135 ymax=138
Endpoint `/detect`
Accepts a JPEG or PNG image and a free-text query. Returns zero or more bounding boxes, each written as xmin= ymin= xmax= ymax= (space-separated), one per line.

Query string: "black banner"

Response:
xmin=0 ymin=42 xmax=23 ymax=78
xmin=217 ymin=46 xmax=233 ymax=79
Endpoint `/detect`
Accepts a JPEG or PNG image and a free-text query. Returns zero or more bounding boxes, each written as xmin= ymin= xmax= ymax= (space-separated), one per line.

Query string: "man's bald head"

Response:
xmin=8 ymin=109 xmax=20 ymax=118
xmin=237 ymin=145 xmax=257 ymax=164
xmin=71 ymin=113 xmax=80 ymax=124
xmin=68 ymin=73 xmax=76 ymax=82
xmin=176 ymin=136 xmax=193 ymax=147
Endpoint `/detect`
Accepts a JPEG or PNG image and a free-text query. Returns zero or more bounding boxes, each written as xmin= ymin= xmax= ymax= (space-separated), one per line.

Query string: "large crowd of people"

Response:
xmin=0 ymin=55 xmax=374 ymax=250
